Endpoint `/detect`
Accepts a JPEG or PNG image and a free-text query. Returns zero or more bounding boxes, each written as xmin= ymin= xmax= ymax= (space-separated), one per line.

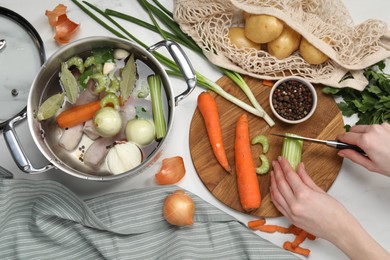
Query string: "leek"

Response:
xmin=148 ymin=75 xmax=167 ymax=140
xmin=281 ymin=133 xmax=303 ymax=170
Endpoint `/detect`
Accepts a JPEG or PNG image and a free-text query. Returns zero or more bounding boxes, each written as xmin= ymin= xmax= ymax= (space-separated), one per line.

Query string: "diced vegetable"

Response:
xmin=281 ymin=133 xmax=303 ymax=170
xmin=251 ymin=134 xmax=269 ymax=153
xmin=256 ymin=154 xmax=270 ymax=175
xmin=148 ymin=74 xmax=166 ymax=140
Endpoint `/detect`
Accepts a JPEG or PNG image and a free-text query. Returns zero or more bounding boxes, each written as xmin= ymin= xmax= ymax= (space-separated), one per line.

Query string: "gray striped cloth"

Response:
xmin=0 ymin=166 xmax=297 ymax=260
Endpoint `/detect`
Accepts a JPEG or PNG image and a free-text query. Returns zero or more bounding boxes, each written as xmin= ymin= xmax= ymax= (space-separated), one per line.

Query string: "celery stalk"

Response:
xmin=281 ymin=133 xmax=303 ymax=170
xmin=148 ymin=74 xmax=166 ymax=140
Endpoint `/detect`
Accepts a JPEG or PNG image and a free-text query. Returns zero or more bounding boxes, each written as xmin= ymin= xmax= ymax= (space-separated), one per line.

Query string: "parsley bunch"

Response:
xmin=323 ymin=60 xmax=390 ymax=125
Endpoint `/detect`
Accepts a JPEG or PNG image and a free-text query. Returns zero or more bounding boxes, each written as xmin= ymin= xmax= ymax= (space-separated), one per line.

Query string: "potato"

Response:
xmin=299 ymin=37 xmax=329 ymax=65
xmin=242 ymin=11 xmax=252 ymax=21
xmin=267 ymin=25 xmax=301 ymax=59
xmin=227 ymin=27 xmax=261 ymax=50
xmin=244 ymin=14 xmax=284 ymax=44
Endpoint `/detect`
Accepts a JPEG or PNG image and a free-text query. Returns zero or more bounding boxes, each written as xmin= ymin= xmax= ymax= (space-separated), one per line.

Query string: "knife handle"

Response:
xmin=328 ymin=140 xmax=366 ymax=155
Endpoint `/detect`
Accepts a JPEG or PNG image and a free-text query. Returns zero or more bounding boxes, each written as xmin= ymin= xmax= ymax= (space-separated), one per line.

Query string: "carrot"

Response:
xmin=235 ymin=114 xmax=261 ymax=211
xmin=283 ymin=241 xmax=311 ymax=257
xmin=257 ymin=224 xmax=291 ymax=233
xmin=197 ymin=91 xmax=231 ymax=173
xmin=262 ymin=80 xmax=275 ymax=87
xmin=291 ymin=230 xmax=309 ymax=248
xmin=248 ymin=219 xmax=266 ymax=229
xmin=57 ymin=100 xmax=101 ymax=128
xmin=287 ymin=224 xmax=302 ymax=235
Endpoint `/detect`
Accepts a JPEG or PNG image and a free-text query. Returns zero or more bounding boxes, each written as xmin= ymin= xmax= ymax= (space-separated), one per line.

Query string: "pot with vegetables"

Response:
xmin=3 ymin=36 xmax=196 ymax=181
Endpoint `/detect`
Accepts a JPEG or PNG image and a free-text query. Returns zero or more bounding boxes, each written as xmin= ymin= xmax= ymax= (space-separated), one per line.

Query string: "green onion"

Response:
xmin=148 ymin=74 xmax=167 ymax=140
xmin=71 ymin=0 xmax=274 ymax=125
xmin=281 ymin=133 xmax=303 ymax=170
xmin=106 ymin=1 xmax=274 ymax=126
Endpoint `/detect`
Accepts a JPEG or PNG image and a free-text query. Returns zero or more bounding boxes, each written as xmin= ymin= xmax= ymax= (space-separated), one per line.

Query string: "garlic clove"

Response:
xmin=103 ymin=62 xmax=116 ymax=75
xmin=106 ymin=142 xmax=142 ymax=175
xmin=113 ymin=48 xmax=130 ymax=60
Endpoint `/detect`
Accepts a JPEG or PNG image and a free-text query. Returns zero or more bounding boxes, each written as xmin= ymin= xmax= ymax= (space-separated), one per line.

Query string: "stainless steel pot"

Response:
xmin=4 ymin=36 xmax=196 ymax=181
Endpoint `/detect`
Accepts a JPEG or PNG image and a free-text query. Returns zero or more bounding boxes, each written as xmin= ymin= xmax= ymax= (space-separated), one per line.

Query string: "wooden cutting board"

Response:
xmin=189 ymin=75 xmax=344 ymax=217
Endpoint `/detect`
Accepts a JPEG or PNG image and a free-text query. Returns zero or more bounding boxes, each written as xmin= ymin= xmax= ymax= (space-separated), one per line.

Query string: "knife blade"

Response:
xmin=272 ymin=133 xmax=366 ymax=154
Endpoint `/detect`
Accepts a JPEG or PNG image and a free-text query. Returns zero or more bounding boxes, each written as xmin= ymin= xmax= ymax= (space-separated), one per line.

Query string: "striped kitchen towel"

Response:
xmin=0 ymin=166 xmax=297 ymax=260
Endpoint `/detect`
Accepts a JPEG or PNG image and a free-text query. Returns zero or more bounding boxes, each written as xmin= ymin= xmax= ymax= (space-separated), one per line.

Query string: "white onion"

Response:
xmin=106 ymin=142 xmax=142 ymax=175
xmin=125 ymin=119 xmax=156 ymax=146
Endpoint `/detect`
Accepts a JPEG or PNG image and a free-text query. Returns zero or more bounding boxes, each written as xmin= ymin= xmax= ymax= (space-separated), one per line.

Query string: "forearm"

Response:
xmin=328 ymin=216 xmax=390 ymax=260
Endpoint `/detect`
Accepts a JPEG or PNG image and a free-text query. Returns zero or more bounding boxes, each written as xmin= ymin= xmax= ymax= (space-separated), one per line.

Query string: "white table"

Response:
xmin=1 ymin=0 xmax=390 ymax=259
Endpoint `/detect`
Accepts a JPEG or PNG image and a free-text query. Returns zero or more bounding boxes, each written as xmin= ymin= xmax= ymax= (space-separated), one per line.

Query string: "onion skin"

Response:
xmin=155 ymin=156 xmax=186 ymax=185
xmin=163 ymin=190 xmax=195 ymax=226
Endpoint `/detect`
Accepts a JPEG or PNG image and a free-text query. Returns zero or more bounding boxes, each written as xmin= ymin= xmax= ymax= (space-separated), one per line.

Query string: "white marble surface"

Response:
xmin=1 ymin=1 xmax=390 ymax=259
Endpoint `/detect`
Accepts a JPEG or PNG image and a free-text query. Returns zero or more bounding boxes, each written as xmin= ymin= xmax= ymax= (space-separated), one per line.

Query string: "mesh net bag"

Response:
xmin=173 ymin=0 xmax=390 ymax=90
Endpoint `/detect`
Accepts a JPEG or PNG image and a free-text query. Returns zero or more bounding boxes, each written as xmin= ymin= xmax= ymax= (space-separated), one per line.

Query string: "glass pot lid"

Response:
xmin=0 ymin=7 xmax=45 ymax=130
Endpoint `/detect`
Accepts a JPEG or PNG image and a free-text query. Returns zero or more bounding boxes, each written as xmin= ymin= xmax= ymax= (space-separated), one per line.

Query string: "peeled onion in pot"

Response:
xmin=163 ymin=190 xmax=195 ymax=226
xmin=93 ymin=107 xmax=122 ymax=137
xmin=106 ymin=142 xmax=142 ymax=175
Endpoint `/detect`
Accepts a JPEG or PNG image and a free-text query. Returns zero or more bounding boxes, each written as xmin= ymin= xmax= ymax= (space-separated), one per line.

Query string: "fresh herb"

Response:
xmin=120 ymin=54 xmax=137 ymax=102
xmin=323 ymin=61 xmax=390 ymax=125
xmin=60 ymin=63 xmax=78 ymax=104
xmin=92 ymin=48 xmax=114 ymax=64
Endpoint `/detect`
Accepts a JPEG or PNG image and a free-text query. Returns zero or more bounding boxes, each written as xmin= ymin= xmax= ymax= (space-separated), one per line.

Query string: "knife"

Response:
xmin=272 ymin=133 xmax=366 ymax=155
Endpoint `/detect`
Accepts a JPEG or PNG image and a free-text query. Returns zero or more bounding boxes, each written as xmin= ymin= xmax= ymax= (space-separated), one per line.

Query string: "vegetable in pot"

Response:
xmin=93 ymin=107 xmax=122 ymax=137
xmin=105 ymin=141 xmax=142 ymax=175
xmin=125 ymin=118 xmax=156 ymax=146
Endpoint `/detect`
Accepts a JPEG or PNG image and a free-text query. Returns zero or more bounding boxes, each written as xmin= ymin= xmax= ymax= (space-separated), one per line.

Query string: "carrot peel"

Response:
xmin=283 ymin=241 xmax=311 ymax=257
xmin=248 ymin=219 xmax=266 ymax=229
xmin=197 ymin=92 xmax=231 ymax=173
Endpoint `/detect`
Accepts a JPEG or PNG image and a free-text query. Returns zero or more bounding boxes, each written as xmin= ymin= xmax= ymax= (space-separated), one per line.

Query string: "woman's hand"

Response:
xmin=270 ymin=156 xmax=390 ymax=259
xmin=269 ymin=156 xmax=352 ymax=242
xmin=337 ymin=123 xmax=390 ymax=177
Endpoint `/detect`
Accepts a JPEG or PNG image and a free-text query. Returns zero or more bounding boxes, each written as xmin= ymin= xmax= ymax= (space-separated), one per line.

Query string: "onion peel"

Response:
xmin=155 ymin=156 xmax=185 ymax=185
xmin=45 ymin=4 xmax=67 ymax=26
xmin=45 ymin=4 xmax=80 ymax=44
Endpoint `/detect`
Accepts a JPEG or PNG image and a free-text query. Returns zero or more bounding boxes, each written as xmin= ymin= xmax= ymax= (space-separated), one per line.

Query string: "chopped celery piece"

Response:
xmin=256 ymin=154 xmax=270 ymax=175
xmin=148 ymin=74 xmax=166 ymax=140
xmin=251 ymin=134 xmax=269 ymax=153
xmin=281 ymin=133 xmax=303 ymax=170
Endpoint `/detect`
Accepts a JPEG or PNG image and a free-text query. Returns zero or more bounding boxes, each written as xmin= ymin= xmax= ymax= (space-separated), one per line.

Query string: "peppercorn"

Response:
xmin=272 ymin=80 xmax=314 ymax=121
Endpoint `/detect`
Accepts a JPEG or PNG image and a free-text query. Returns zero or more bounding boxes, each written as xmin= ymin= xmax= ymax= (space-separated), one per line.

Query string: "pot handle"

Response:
xmin=147 ymin=40 xmax=197 ymax=106
xmin=3 ymin=113 xmax=54 ymax=174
